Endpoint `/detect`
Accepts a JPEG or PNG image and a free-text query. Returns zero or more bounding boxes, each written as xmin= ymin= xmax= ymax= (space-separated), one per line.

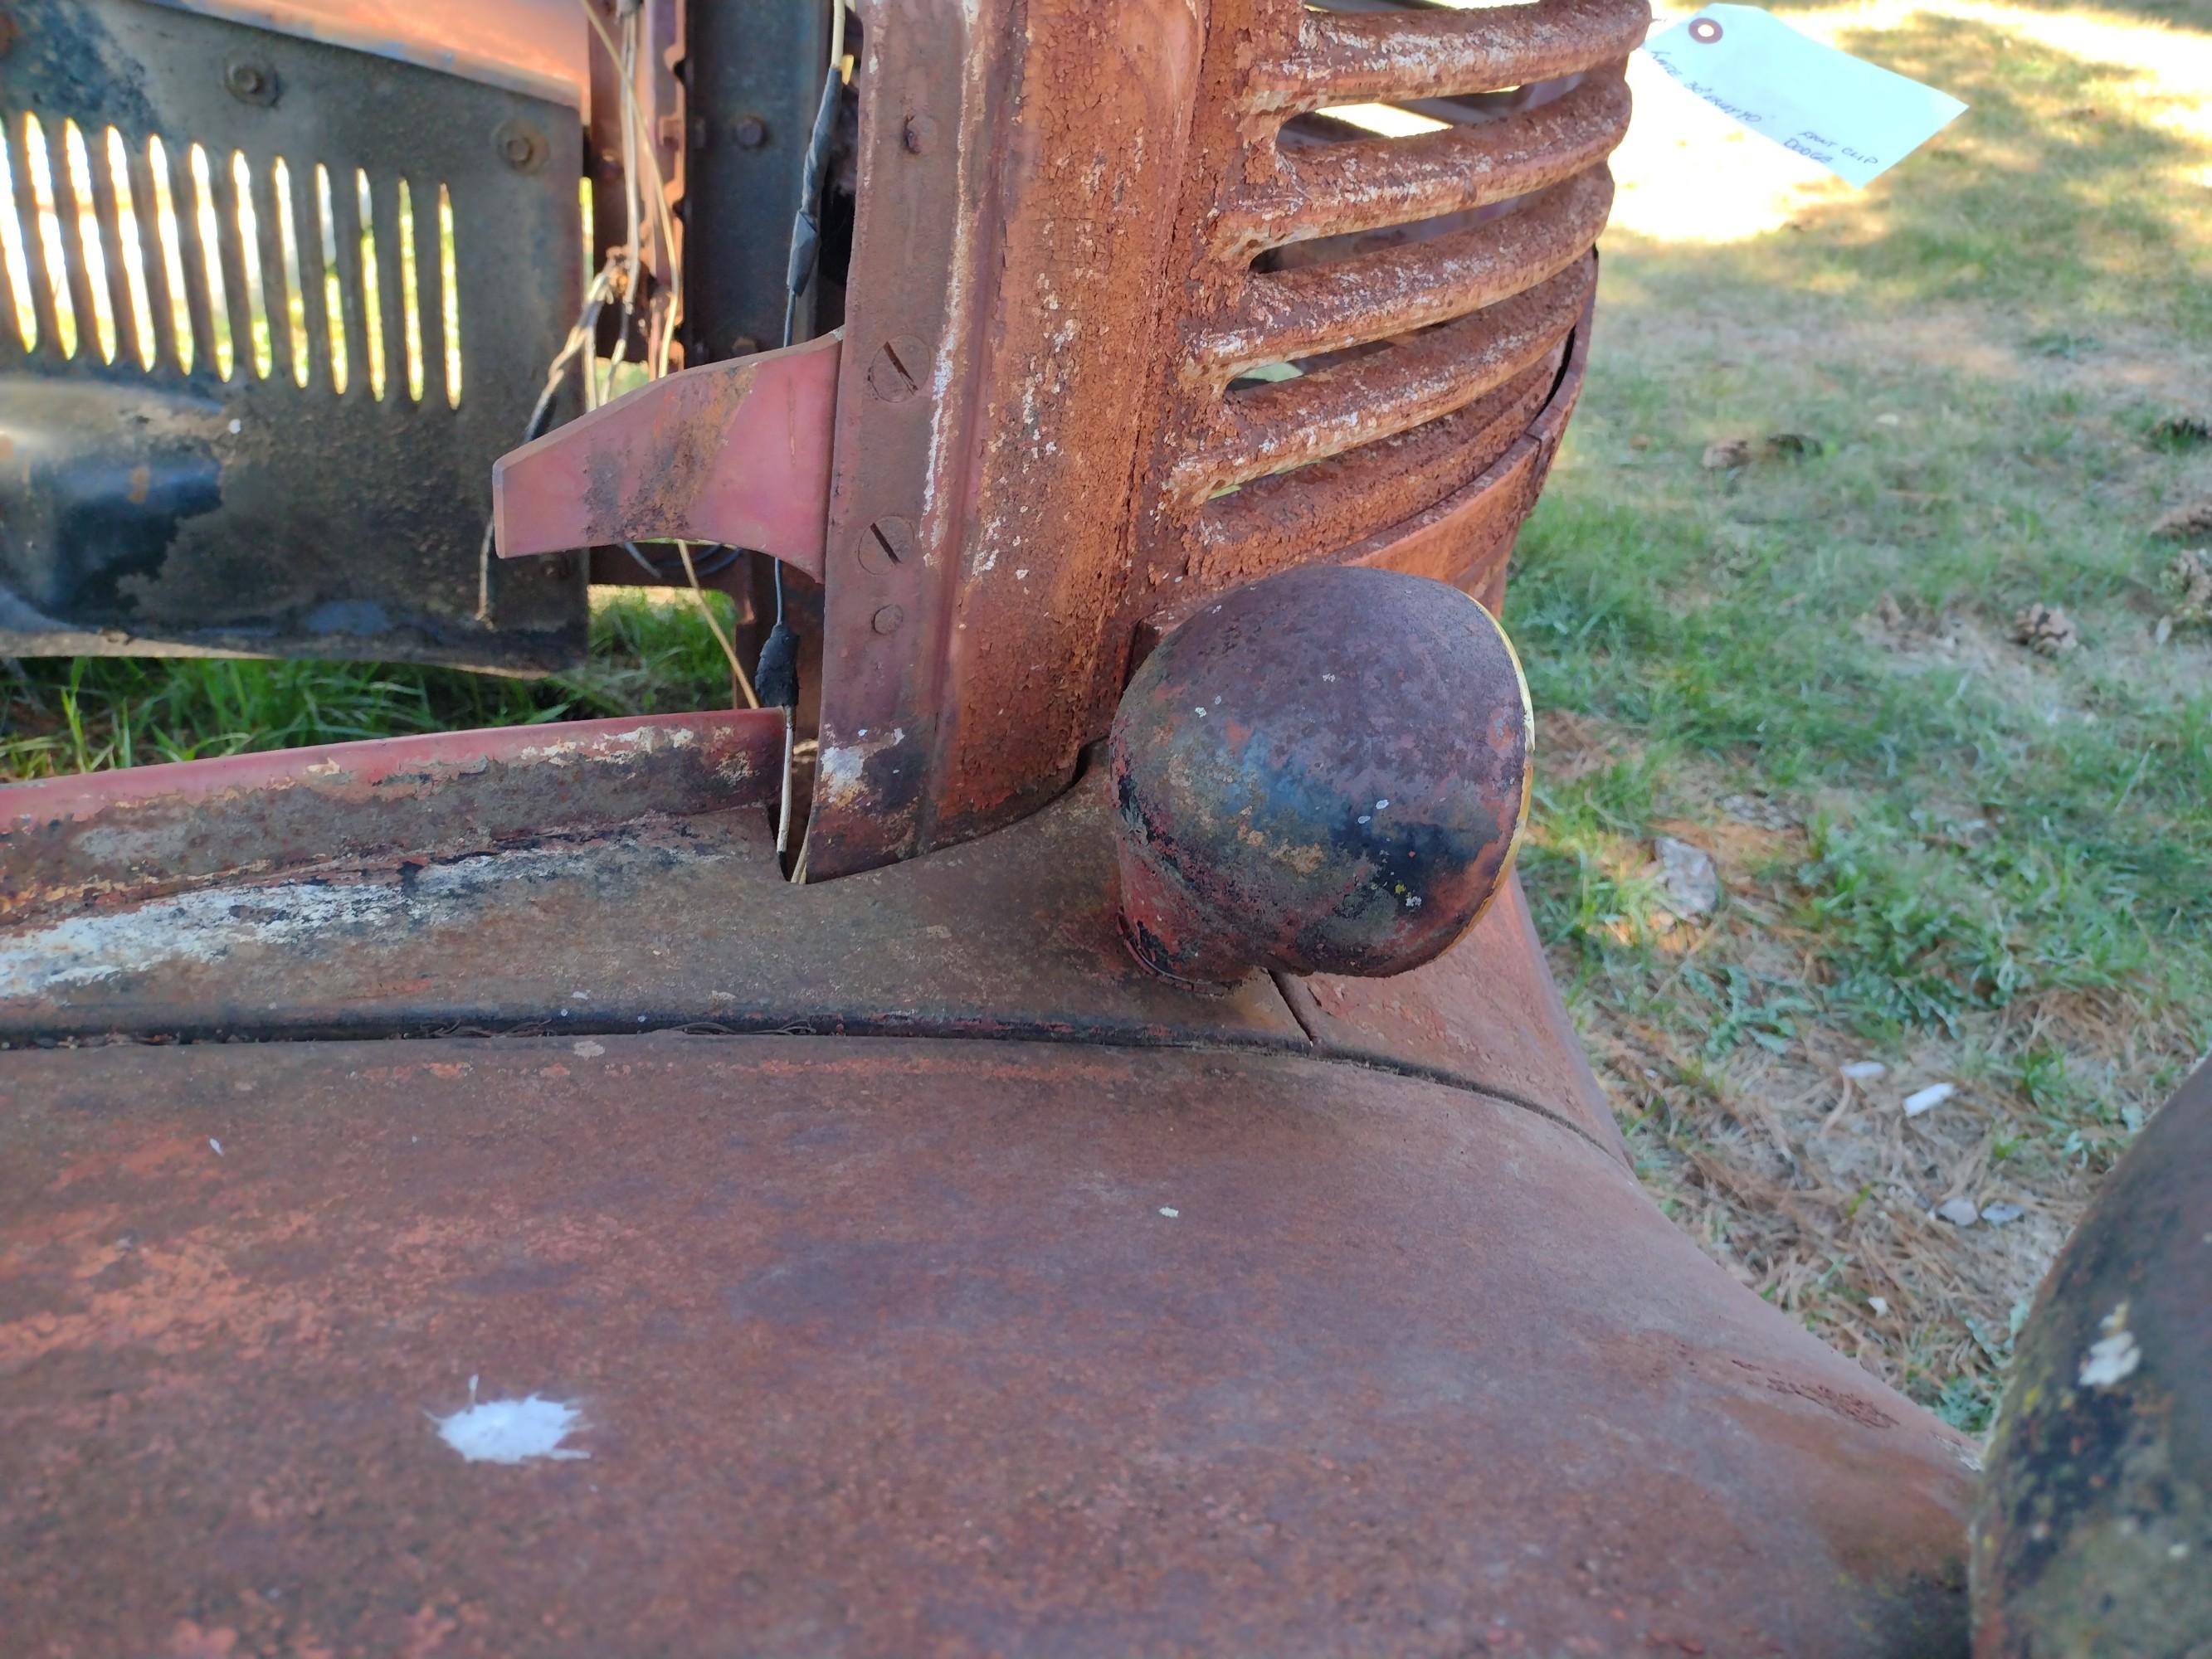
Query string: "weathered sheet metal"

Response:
xmin=1 ymin=708 xmax=784 ymax=921
xmin=0 ymin=743 xmax=1633 ymax=1151
xmin=0 ymin=1031 xmax=1975 ymax=1657
xmin=492 ymin=334 xmax=841 ymax=577
xmin=0 ymin=767 xmax=1313 ymax=1055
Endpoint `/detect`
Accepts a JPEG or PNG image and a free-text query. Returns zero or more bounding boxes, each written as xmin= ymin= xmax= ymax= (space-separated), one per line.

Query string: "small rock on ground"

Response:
xmin=1654 ymin=836 xmax=1720 ymax=917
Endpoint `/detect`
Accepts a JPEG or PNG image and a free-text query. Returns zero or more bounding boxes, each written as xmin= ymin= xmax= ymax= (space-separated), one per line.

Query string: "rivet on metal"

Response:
xmin=733 ymin=114 xmax=768 ymax=149
xmin=857 ymin=517 xmax=914 ymax=575
xmin=493 ymin=119 xmax=548 ymax=173
xmin=865 ymin=337 xmax=926 ymax=402
xmin=224 ymin=60 xmax=276 ymax=106
xmin=872 ymin=604 xmax=906 ymax=635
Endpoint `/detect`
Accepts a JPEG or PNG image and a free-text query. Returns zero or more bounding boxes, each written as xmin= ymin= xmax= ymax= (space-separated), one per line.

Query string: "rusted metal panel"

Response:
xmin=802 ymin=0 xmax=1209 ymax=880
xmin=0 ymin=1031 xmax=1974 ymax=1656
xmin=1195 ymin=169 xmax=1614 ymax=373
xmin=0 ymin=709 xmax=784 ymax=922
xmin=0 ymin=769 xmax=1313 ymax=1053
xmin=1169 ymin=255 xmax=1593 ymax=501
xmin=1187 ymin=347 xmax=1560 ymax=591
xmin=145 ymin=0 xmax=591 ymax=110
xmin=1279 ymin=877 xmax=1630 ymax=1161
xmin=493 ymin=334 xmax=841 ymax=577
xmin=1124 ymin=0 xmax=1640 ymax=670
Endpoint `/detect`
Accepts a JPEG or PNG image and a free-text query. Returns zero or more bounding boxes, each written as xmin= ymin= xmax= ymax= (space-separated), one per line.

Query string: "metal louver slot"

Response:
xmin=0 ymin=0 xmax=579 ymax=668
xmin=1 ymin=112 xmax=465 ymax=407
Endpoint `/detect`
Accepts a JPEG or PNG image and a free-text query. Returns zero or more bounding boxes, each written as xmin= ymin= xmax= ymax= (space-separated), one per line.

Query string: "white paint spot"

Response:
xmin=1193 ymin=707 xmax=1207 ymax=718
xmin=572 ymin=1039 xmax=605 ymax=1058
xmin=571 ymin=991 xmax=591 ymax=1001
xmin=434 ymin=1379 xmax=590 ymax=1464
xmin=1015 ymin=568 xmax=1030 ymax=581
xmin=227 ymin=418 xmax=242 ymax=434
xmin=1321 ymin=673 xmax=1337 ymax=682
xmin=208 ymin=1137 xmax=223 ymax=1157
xmin=1357 ymin=815 xmax=1371 ymax=825
xmin=1903 ymin=1082 xmax=1955 ymax=1117
xmin=2078 ymin=1303 xmax=2141 ymax=1389
xmin=1405 ymin=894 xmax=1422 ymax=909
xmin=1158 ymin=1206 xmax=1179 ymax=1219
xmin=1374 ymin=799 xmax=1390 ymax=810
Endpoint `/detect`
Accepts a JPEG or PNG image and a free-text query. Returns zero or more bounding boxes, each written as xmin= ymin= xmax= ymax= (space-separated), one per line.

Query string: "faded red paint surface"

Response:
xmin=0 ymin=1034 xmax=1972 ymax=1657
xmin=492 ymin=336 xmax=842 ymax=577
xmin=1 ymin=709 xmax=784 ymax=921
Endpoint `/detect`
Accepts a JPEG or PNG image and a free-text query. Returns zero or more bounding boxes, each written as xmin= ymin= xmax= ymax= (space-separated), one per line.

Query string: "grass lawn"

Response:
xmin=4 ymin=0 xmax=2207 ymax=1434
xmin=1517 ymin=0 xmax=2212 ymax=1432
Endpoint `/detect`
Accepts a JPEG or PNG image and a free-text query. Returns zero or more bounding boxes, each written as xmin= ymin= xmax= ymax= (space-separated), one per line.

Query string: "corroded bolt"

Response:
xmin=857 ymin=516 xmax=913 ymax=574
xmin=902 ymin=114 xmax=937 ymax=154
xmin=494 ymin=119 xmax=547 ymax=173
xmin=225 ymin=60 xmax=275 ymax=105
xmin=733 ymin=114 xmax=768 ymax=148
xmin=872 ymin=604 xmax=905 ymax=635
xmin=865 ymin=337 xmax=926 ymax=402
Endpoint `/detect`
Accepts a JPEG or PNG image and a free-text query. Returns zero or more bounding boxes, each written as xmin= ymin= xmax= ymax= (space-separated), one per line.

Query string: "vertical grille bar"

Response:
xmin=370 ymin=171 xmax=407 ymax=400
xmin=329 ymin=165 xmax=368 ymax=397
xmin=13 ymin=114 xmax=64 ymax=360
xmin=83 ymin=128 xmax=137 ymax=365
xmin=165 ymin=139 xmax=218 ymax=376
xmin=412 ymin=175 xmax=446 ymax=411
xmin=251 ymin=148 xmax=293 ymax=385
xmin=214 ymin=150 xmax=256 ymax=377
xmin=56 ymin=124 xmax=107 ymax=361
xmin=287 ymin=158 xmax=328 ymax=392
xmin=124 ymin=138 xmax=181 ymax=374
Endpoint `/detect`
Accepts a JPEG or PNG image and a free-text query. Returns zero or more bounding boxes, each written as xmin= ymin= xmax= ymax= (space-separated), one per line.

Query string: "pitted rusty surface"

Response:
xmin=1190 ymin=348 xmax=1560 ymax=589
xmin=1172 ymin=255 xmax=1595 ymax=499
xmin=0 ymin=710 xmax=783 ymax=922
xmin=1111 ymin=567 xmax=1531 ymax=987
xmin=1280 ymin=878 xmax=1628 ymax=1162
xmin=1129 ymin=0 xmax=1642 ymax=622
xmin=0 ymin=1032 xmax=1973 ymax=1657
xmin=1255 ymin=0 xmax=1654 ymax=111
xmin=1212 ymin=73 xmax=1630 ymax=258
xmin=1196 ymin=171 xmax=1613 ymax=374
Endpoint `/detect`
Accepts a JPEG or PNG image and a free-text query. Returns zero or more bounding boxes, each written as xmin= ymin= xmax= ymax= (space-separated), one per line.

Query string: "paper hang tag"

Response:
xmin=1641 ymin=6 xmax=1967 ymax=187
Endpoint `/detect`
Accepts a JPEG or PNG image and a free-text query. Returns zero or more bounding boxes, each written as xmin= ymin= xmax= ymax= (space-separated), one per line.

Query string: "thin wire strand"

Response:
xmin=675 ymin=540 xmax=761 ymax=708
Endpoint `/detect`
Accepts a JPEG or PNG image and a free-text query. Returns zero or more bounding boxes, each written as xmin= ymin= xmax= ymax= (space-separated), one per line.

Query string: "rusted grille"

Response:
xmin=1139 ymin=0 xmax=1644 ymax=600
